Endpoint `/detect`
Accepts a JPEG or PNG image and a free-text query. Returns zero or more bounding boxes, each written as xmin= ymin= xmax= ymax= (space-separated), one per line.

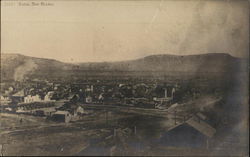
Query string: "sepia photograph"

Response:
xmin=1 ymin=0 xmax=249 ymax=156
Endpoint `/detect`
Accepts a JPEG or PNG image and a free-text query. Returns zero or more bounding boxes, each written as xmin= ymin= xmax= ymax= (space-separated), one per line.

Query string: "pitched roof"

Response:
xmin=55 ymin=110 xmax=70 ymax=115
xmin=40 ymin=107 xmax=56 ymax=112
xmin=186 ymin=116 xmax=216 ymax=138
xmin=12 ymin=90 xmax=25 ymax=97
xmin=167 ymin=115 xmax=216 ymax=138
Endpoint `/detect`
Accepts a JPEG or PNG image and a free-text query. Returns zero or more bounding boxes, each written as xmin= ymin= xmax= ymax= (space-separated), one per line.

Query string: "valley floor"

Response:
xmin=0 ymin=111 xmax=248 ymax=156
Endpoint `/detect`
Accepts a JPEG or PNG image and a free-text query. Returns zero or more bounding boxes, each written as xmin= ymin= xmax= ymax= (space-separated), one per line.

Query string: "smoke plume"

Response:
xmin=14 ymin=60 xmax=38 ymax=81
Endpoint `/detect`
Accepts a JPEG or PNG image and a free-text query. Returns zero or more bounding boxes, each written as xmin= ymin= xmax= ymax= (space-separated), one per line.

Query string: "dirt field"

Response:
xmin=0 ymin=111 xmax=139 ymax=156
xmin=0 ymin=113 xmax=115 ymax=156
xmin=1 ymin=110 xmax=247 ymax=156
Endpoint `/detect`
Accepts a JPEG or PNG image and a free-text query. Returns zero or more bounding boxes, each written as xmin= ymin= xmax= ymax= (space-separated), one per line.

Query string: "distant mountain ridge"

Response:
xmin=78 ymin=53 xmax=241 ymax=72
xmin=0 ymin=53 xmax=244 ymax=81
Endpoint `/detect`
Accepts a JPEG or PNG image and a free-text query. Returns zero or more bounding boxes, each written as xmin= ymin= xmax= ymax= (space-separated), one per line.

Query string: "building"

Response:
xmin=0 ymin=95 xmax=11 ymax=105
xmin=34 ymin=107 xmax=56 ymax=116
xmin=24 ymin=94 xmax=42 ymax=103
xmin=85 ymin=96 xmax=92 ymax=103
xmin=68 ymin=94 xmax=79 ymax=103
xmin=8 ymin=86 xmax=14 ymax=92
xmin=44 ymin=95 xmax=51 ymax=101
xmin=153 ymin=86 xmax=176 ymax=103
xmin=75 ymin=106 xmax=85 ymax=115
xmin=164 ymin=87 xmax=176 ymax=99
xmin=51 ymin=110 xmax=72 ymax=123
xmin=69 ymin=106 xmax=85 ymax=121
xmin=16 ymin=102 xmax=56 ymax=113
xmin=44 ymin=91 xmax=54 ymax=101
xmin=11 ymin=90 xmax=25 ymax=103
xmin=85 ymin=85 xmax=94 ymax=92
xmin=160 ymin=115 xmax=216 ymax=148
xmin=16 ymin=107 xmax=28 ymax=113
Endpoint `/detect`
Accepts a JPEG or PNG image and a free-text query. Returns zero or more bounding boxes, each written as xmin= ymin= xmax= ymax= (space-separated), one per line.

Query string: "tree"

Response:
xmin=119 ymin=85 xmax=133 ymax=98
xmin=133 ymin=84 xmax=148 ymax=98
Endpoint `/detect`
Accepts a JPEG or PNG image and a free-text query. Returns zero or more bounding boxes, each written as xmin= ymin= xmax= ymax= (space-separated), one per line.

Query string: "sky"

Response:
xmin=1 ymin=0 xmax=249 ymax=62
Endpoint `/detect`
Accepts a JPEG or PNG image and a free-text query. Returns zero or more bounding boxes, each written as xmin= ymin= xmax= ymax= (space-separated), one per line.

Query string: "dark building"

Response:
xmin=11 ymin=90 xmax=25 ymax=104
xmin=159 ymin=115 xmax=216 ymax=148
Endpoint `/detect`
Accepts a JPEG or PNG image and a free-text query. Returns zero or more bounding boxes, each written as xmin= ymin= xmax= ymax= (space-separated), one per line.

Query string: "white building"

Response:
xmin=44 ymin=91 xmax=54 ymax=101
xmin=1 ymin=95 xmax=10 ymax=101
xmin=75 ymin=106 xmax=85 ymax=115
xmin=44 ymin=95 xmax=51 ymax=101
xmin=85 ymin=96 xmax=92 ymax=103
xmin=85 ymin=85 xmax=94 ymax=92
xmin=8 ymin=87 xmax=14 ymax=92
xmin=0 ymin=95 xmax=11 ymax=105
xmin=24 ymin=94 xmax=42 ymax=103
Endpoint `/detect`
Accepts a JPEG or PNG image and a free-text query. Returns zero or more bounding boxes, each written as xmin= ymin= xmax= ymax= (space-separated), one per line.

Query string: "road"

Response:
xmin=81 ymin=104 xmax=172 ymax=117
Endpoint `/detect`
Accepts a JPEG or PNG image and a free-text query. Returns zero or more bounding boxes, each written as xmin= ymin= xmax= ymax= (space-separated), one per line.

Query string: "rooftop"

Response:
xmin=167 ymin=115 xmax=216 ymax=138
xmin=12 ymin=90 xmax=25 ymax=97
xmin=54 ymin=110 xmax=70 ymax=115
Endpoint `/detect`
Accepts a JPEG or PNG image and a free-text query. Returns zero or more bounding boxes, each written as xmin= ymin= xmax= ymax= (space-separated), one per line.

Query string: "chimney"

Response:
xmin=164 ymin=88 xmax=168 ymax=98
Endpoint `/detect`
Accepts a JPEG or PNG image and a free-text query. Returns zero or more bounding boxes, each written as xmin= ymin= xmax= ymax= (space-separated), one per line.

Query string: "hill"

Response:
xmin=78 ymin=53 xmax=241 ymax=72
xmin=0 ymin=53 xmax=245 ymax=81
xmin=1 ymin=53 xmax=75 ymax=81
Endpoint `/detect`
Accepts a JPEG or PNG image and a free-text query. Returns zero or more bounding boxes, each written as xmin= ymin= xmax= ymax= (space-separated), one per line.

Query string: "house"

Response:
xmin=69 ymin=106 xmax=85 ymax=121
xmin=75 ymin=106 xmax=85 ymax=115
xmin=44 ymin=95 xmax=51 ymax=101
xmin=16 ymin=107 xmax=28 ymax=113
xmin=5 ymin=107 xmax=13 ymax=112
xmin=34 ymin=107 xmax=56 ymax=116
xmin=8 ymin=86 xmax=14 ymax=92
xmin=51 ymin=110 xmax=72 ymax=123
xmin=24 ymin=94 xmax=42 ymax=103
xmin=12 ymin=90 xmax=25 ymax=103
xmin=68 ymin=94 xmax=79 ymax=103
xmin=44 ymin=91 xmax=54 ymax=101
xmin=160 ymin=115 xmax=216 ymax=148
xmin=85 ymin=85 xmax=94 ymax=93
xmin=85 ymin=96 xmax=92 ymax=103
xmin=12 ymin=90 xmax=25 ymax=97
xmin=0 ymin=95 xmax=11 ymax=104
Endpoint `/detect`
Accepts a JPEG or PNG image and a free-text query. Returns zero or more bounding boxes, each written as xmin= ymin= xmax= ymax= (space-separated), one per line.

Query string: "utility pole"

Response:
xmin=134 ymin=126 xmax=137 ymax=135
xmin=164 ymin=88 xmax=168 ymax=98
xmin=114 ymin=128 xmax=116 ymax=137
xmin=206 ymin=138 xmax=209 ymax=150
xmin=105 ymin=110 xmax=108 ymax=125
xmin=174 ymin=110 xmax=177 ymax=125
xmin=0 ymin=144 xmax=4 ymax=157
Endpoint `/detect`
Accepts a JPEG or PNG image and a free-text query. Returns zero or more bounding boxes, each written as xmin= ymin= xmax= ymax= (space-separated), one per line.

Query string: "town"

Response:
xmin=1 ymin=77 xmax=191 ymax=123
xmin=2 ymin=0 xmax=249 ymax=155
xmin=0 ymin=62 xmax=246 ymax=156
xmin=0 ymin=51 xmax=245 ymax=156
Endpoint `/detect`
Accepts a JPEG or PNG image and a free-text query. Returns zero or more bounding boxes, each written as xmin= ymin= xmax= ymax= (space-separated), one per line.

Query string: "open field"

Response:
xmin=0 ymin=112 xmax=136 ymax=156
